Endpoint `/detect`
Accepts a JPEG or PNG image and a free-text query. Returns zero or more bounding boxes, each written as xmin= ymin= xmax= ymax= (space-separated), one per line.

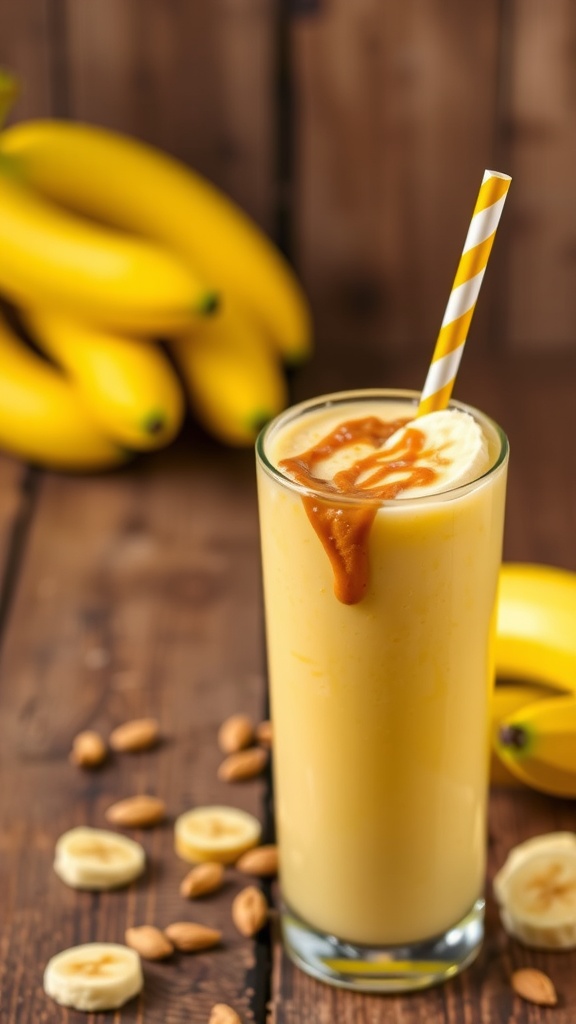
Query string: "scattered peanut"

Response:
xmin=218 ymin=713 xmax=255 ymax=754
xmin=236 ymin=844 xmax=278 ymax=877
xmin=231 ymin=885 xmax=268 ymax=937
xmin=69 ymin=730 xmax=107 ymax=768
xmin=209 ymin=1005 xmax=242 ymax=1024
xmin=511 ymin=967 xmax=558 ymax=1006
xmin=164 ymin=921 xmax=222 ymax=952
xmin=109 ymin=717 xmax=160 ymax=752
xmin=255 ymin=720 xmax=272 ymax=748
xmin=105 ymin=794 xmax=166 ymax=828
xmin=217 ymin=747 xmax=268 ymax=783
xmin=180 ymin=861 xmax=225 ymax=899
xmin=125 ymin=925 xmax=173 ymax=960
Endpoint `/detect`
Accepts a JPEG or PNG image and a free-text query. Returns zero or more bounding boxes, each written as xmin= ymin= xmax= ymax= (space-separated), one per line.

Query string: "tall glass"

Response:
xmin=256 ymin=389 xmax=508 ymax=992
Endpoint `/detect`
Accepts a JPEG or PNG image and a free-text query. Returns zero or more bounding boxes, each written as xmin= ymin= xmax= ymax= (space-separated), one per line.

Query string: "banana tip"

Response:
xmin=197 ymin=291 xmax=220 ymax=317
xmin=142 ymin=412 xmax=166 ymax=436
xmin=499 ymin=724 xmax=528 ymax=751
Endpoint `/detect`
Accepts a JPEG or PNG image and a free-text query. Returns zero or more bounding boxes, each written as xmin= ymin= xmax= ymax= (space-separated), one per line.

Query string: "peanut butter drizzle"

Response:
xmin=279 ymin=415 xmax=439 ymax=605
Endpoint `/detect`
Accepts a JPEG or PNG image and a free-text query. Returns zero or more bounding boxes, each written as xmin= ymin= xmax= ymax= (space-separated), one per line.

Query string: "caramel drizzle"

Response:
xmin=279 ymin=415 xmax=440 ymax=604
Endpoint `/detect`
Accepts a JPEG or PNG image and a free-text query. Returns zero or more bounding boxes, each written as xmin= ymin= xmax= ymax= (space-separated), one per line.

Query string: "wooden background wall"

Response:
xmin=1 ymin=0 xmax=576 ymax=391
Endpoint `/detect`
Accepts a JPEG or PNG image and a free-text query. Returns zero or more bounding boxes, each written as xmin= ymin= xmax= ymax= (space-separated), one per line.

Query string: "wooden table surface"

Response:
xmin=1 ymin=348 xmax=576 ymax=1023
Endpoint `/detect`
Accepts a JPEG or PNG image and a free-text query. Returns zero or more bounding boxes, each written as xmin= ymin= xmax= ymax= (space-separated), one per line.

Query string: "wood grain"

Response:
xmin=0 ymin=0 xmax=55 ymax=120
xmin=0 ymin=357 xmax=575 ymax=1022
xmin=64 ymin=0 xmax=277 ymax=229
xmin=0 ymin=457 xmax=32 ymax=593
xmin=0 ymin=438 xmax=269 ymax=1023
xmin=3 ymin=1 xmax=576 ymax=351
xmin=504 ymin=0 xmax=576 ymax=350
xmin=290 ymin=0 xmax=503 ymax=388
xmin=2 ymin=0 xmax=576 ymax=1017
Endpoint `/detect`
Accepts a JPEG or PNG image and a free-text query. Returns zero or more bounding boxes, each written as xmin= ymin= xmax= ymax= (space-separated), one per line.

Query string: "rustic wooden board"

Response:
xmin=0 ymin=456 xmax=33 ymax=614
xmin=0 ymin=437 xmax=270 ymax=1023
xmin=290 ymin=0 xmax=503 ymax=378
xmin=0 ymin=0 xmax=276 ymax=228
xmin=503 ymin=0 xmax=576 ymax=351
xmin=0 ymin=0 xmax=55 ymax=119
xmin=63 ymin=0 xmax=277 ymax=230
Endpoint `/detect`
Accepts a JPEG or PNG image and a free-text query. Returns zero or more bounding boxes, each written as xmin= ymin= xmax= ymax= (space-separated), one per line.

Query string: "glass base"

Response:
xmin=281 ymin=898 xmax=484 ymax=993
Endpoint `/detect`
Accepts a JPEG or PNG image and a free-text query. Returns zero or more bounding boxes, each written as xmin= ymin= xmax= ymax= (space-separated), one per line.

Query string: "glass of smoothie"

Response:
xmin=256 ymin=388 xmax=508 ymax=992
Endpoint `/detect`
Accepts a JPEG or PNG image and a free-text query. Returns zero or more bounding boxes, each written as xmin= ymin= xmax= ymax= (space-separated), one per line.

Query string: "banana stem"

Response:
xmin=0 ymin=69 xmax=18 ymax=132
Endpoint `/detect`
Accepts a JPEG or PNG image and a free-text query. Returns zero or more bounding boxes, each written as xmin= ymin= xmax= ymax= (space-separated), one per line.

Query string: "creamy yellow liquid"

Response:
xmin=257 ymin=393 xmax=508 ymax=946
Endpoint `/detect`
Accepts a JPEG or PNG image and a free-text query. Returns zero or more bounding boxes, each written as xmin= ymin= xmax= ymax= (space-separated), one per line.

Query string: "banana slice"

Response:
xmin=378 ymin=409 xmax=490 ymax=497
xmin=43 ymin=942 xmax=143 ymax=1011
xmin=54 ymin=826 xmax=146 ymax=889
xmin=174 ymin=805 xmax=261 ymax=864
xmin=493 ymin=832 xmax=576 ymax=948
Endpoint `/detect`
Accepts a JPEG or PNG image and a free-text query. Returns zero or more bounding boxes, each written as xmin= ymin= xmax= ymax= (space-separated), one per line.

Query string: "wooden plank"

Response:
xmin=290 ymin=0 xmax=503 ymax=395
xmin=504 ymin=0 xmax=576 ymax=350
xmin=64 ymin=0 xmax=276 ymax=229
xmin=0 ymin=0 xmax=55 ymax=119
xmin=0 ymin=456 xmax=33 ymax=608
xmin=0 ymin=439 xmax=270 ymax=1022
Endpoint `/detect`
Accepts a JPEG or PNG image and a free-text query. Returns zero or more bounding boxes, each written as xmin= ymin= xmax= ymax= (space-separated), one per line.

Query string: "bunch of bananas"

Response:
xmin=492 ymin=562 xmax=576 ymax=797
xmin=0 ymin=71 xmax=311 ymax=470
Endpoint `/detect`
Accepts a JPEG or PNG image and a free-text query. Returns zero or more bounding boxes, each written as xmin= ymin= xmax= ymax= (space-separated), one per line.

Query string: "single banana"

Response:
xmin=26 ymin=308 xmax=184 ymax=450
xmin=493 ymin=832 xmax=576 ymax=949
xmin=172 ymin=303 xmax=288 ymax=446
xmin=494 ymin=692 xmax=576 ymax=797
xmin=496 ymin=563 xmax=576 ymax=695
xmin=0 ymin=153 xmax=217 ymax=333
xmin=54 ymin=827 xmax=146 ymax=889
xmin=3 ymin=119 xmax=312 ymax=362
xmin=43 ymin=943 xmax=143 ymax=1011
xmin=174 ymin=805 xmax=262 ymax=864
xmin=0 ymin=310 xmax=128 ymax=470
xmin=489 ymin=682 xmax=564 ymax=788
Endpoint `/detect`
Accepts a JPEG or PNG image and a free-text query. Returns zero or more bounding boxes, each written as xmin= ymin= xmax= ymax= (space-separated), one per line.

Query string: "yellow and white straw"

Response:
xmin=418 ymin=170 xmax=511 ymax=416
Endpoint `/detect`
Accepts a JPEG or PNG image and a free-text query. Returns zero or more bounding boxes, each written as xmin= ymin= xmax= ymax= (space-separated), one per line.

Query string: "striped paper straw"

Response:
xmin=418 ymin=170 xmax=511 ymax=416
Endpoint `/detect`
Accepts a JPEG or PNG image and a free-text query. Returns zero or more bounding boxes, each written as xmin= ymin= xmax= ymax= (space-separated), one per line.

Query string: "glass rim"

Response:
xmin=255 ymin=388 xmax=509 ymax=508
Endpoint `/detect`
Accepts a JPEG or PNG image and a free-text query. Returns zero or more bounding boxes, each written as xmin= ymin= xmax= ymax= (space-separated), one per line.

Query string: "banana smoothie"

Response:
xmin=256 ymin=389 xmax=508 ymax=989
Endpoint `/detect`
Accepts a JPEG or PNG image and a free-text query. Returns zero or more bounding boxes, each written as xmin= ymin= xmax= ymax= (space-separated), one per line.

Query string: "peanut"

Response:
xmin=125 ymin=925 xmax=173 ymax=960
xmin=163 ymin=921 xmax=222 ymax=952
xmin=69 ymin=730 xmax=107 ymax=768
xmin=231 ymin=885 xmax=268 ymax=937
xmin=180 ymin=861 xmax=225 ymax=899
xmin=511 ymin=968 xmax=557 ymax=1006
xmin=105 ymin=794 xmax=166 ymax=828
xmin=236 ymin=844 xmax=278 ymax=877
xmin=109 ymin=717 xmax=160 ymax=752
xmin=217 ymin=747 xmax=268 ymax=783
xmin=209 ymin=1005 xmax=242 ymax=1024
xmin=218 ymin=713 xmax=255 ymax=754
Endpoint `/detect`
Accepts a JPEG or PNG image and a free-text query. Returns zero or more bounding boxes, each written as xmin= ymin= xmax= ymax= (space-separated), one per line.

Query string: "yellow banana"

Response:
xmin=489 ymin=682 xmax=565 ymax=787
xmin=25 ymin=308 xmax=184 ymax=450
xmin=494 ymin=693 xmax=576 ymax=797
xmin=0 ymin=153 xmax=217 ymax=333
xmin=495 ymin=562 xmax=576 ymax=694
xmin=2 ymin=119 xmax=312 ymax=363
xmin=0 ymin=309 xmax=127 ymax=471
xmin=171 ymin=302 xmax=288 ymax=446
xmin=490 ymin=563 xmax=576 ymax=795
